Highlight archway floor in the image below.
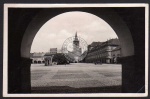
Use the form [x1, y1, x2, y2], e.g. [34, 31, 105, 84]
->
[31, 63, 122, 93]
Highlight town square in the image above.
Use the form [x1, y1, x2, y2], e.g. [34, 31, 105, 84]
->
[31, 63, 121, 93]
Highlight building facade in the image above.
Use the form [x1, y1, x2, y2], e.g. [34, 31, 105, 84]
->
[30, 52, 45, 64]
[44, 52, 55, 66]
[68, 32, 82, 62]
[111, 46, 121, 63]
[31, 48, 58, 64]
[85, 38, 121, 64]
[50, 48, 57, 54]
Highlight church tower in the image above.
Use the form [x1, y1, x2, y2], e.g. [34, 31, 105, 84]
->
[72, 32, 82, 62]
[73, 32, 79, 51]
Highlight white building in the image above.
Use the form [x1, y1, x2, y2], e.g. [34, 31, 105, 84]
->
[30, 52, 45, 64]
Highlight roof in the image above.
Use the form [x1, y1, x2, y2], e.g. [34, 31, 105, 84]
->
[88, 38, 120, 52]
[107, 38, 120, 45]
[44, 52, 55, 56]
[89, 42, 102, 47]
[30, 52, 45, 58]
[112, 46, 121, 51]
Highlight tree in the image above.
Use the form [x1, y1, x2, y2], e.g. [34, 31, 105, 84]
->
[52, 53, 69, 64]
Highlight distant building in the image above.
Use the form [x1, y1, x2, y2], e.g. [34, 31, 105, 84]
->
[30, 48, 61, 64]
[88, 42, 102, 51]
[44, 52, 55, 66]
[30, 52, 45, 64]
[111, 46, 121, 63]
[85, 38, 121, 64]
[50, 48, 57, 54]
[68, 32, 82, 62]
[44, 52, 68, 66]
[73, 33, 82, 54]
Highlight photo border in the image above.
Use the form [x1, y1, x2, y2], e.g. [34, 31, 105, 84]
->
[3, 3, 149, 97]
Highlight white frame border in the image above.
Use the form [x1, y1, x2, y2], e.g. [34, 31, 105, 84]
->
[3, 3, 149, 97]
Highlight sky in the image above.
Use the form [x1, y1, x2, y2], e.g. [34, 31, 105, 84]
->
[30, 11, 118, 53]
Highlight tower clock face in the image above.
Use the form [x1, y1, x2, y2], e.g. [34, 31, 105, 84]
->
[62, 35, 88, 62]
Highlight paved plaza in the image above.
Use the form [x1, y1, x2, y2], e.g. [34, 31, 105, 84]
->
[31, 63, 122, 93]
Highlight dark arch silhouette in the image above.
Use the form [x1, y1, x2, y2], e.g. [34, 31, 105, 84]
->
[21, 9, 134, 58]
[8, 8, 145, 93]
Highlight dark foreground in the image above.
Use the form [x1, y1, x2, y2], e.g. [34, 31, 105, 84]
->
[32, 86, 121, 93]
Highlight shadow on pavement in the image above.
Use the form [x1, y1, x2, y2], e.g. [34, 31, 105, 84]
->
[31, 85, 121, 93]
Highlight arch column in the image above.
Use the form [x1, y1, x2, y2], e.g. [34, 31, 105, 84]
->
[121, 55, 136, 92]
[20, 57, 32, 93]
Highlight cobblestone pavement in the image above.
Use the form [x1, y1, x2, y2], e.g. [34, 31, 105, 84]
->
[31, 63, 122, 93]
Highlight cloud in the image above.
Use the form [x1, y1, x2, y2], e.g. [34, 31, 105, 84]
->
[31, 11, 118, 53]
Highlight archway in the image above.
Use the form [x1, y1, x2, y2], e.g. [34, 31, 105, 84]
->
[38, 61, 41, 64]
[21, 9, 134, 58]
[21, 9, 133, 93]
[34, 61, 37, 64]
[8, 7, 145, 93]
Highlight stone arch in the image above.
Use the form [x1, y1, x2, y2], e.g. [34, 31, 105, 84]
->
[21, 9, 134, 58]
[8, 8, 145, 93]
[21, 9, 134, 93]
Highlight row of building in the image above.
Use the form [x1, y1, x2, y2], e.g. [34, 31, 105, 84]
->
[30, 38, 121, 64]
[30, 48, 58, 64]
[84, 38, 121, 63]
[30, 52, 45, 64]
[30, 33, 82, 64]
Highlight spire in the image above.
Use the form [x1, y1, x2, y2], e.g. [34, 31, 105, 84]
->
[75, 32, 77, 37]
[74, 31, 79, 41]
